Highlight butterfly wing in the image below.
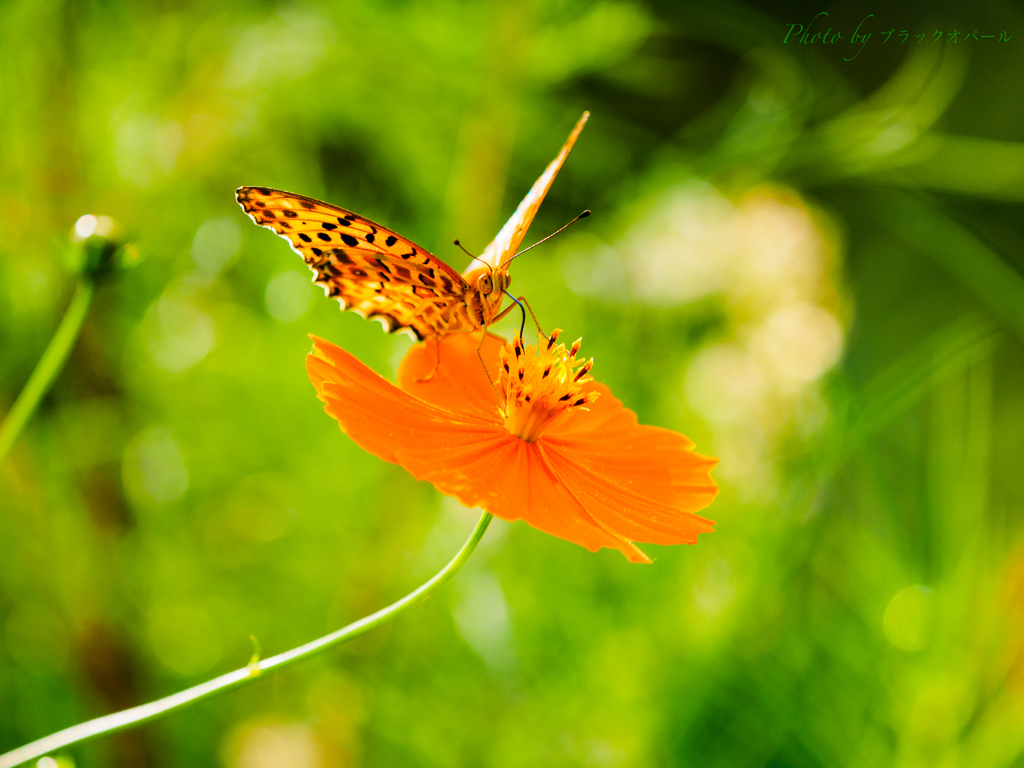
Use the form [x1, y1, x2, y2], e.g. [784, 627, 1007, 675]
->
[475, 112, 589, 274]
[236, 187, 471, 339]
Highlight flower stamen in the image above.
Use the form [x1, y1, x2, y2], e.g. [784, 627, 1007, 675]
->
[497, 329, 599, 442]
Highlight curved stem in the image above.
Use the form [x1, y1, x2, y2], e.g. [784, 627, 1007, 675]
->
[0, 279, 95, 469]
[0, 511, 493, 768]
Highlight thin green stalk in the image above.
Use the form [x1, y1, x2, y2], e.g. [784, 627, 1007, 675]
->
[0, 510, 492, 768]
[0, 279, 95, 469]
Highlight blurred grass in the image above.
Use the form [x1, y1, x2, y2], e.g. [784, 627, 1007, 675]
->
[3, 1, 1024, 767]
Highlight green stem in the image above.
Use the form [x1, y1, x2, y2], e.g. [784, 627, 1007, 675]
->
[0, 511, 492, 767]
[0, 279, 95, 469]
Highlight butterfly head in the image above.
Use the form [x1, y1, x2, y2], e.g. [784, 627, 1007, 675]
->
[464, 265, 511, 298]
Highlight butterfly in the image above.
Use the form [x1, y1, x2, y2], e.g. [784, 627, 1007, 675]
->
[236, 111, 588, 342]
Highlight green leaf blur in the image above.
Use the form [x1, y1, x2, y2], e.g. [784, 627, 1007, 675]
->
[3, 1, 1024, 766]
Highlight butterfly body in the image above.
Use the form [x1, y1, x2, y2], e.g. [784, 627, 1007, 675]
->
[461, 264, 510, 327]
[236, 111, 587, 341]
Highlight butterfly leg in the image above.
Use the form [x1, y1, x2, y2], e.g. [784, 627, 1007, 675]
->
[475, 329, 505, 406]
[415, 337, 442, 383]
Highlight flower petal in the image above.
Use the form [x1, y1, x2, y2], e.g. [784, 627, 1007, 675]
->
[397, 334, 507, 418]
[539, 384, 717, 546]
[307, 336, 502, 471]
[541, 442, 716, 546]
[427, 438, 651, 563]
[545, 383, 719, 516]
[309, 334, 715, 563]
[308, 337, 651, 561]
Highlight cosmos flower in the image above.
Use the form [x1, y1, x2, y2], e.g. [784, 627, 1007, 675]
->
[306, 331, 717, 562]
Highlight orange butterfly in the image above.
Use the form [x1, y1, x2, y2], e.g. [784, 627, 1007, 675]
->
[236, 112, 588, 342]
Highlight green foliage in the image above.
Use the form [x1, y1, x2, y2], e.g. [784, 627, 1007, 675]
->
[3, 1, 1024, 766]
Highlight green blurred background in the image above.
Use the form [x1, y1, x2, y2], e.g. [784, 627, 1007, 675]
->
[3, 0, 1024, 766]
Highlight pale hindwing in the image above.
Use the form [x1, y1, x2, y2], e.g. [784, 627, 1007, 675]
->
[475, 111, 589, 275]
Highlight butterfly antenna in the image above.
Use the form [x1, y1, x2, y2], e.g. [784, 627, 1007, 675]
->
[500, 210, 591, 269]
[453, 239, 492, 271]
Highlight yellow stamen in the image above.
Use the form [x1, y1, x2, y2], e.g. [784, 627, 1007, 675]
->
[497, 329, 599, 442]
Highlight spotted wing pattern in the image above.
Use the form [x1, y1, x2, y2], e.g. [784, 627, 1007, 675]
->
[475, 111, 589, 274]
[236, 187, 472, 340]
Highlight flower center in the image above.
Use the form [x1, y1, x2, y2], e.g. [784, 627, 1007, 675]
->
[497, 329, 599, 442]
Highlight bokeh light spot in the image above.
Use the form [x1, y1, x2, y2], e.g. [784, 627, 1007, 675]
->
[265, 270, 313, 323]
[450, 569, 513, 668]
[72, 214, 114, 241]
[691, 558, 737, 627]
[685, 343, 768, 426]
[625, 182, 735, 304]
[147, 601, 223, 675]
[752, 303, 844, 383]
[144, 290, 217, 373]
[560, 233, 628, 300]
[192, 217, 242, 279]
[222, 720, 325, 768]
[883, 585, 934, 652]
[122, 426, 189, 505]
[34, 757, 74, 768]
[113, 113, 183, 188]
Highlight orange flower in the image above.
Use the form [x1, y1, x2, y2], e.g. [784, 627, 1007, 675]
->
[306, 331, 717, 562]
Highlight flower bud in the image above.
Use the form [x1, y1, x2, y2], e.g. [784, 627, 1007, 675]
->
[67, 214, 138, 280]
